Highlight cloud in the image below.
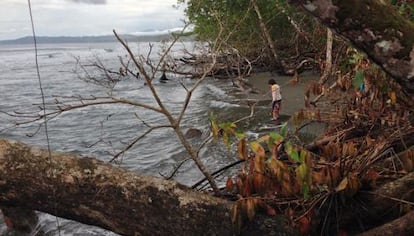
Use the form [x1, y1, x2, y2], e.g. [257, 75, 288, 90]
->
[66, 0, 107, 4]
[0, 0, 187, 40]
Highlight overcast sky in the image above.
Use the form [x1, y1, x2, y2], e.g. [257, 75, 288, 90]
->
[0, 0, 187, 40]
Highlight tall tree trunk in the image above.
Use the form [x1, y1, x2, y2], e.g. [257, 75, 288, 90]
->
[320, 28, 333, 84]
[288, 0, 414, 95]
[251, 0, 284, 69]
[0, 139, 234, 235]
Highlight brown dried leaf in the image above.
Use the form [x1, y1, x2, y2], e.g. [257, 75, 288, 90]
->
[298, 216, 311, 235]
[346, 174, 361, 197]
[348, 142, 357, 156]
[226, 177, 234, 192]
[335, 177, 348, 192]
[236, 176, 244, 193]
[401, 150, 414, 172]
[365, 136, 375, 147]
[363, 168, 379, 187]
[253, 173, 263, 193]
[237, 138, 248, 160]
[246, 198, 256, 221]
[231, 203, 242, 235]
[266, 205, 277, 216]
[342, 143, 349, 157]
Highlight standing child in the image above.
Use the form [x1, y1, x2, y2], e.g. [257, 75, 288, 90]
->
[268, 79, 282, 122]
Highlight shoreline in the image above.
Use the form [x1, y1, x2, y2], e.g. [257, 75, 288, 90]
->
[245, 72, 320, 116]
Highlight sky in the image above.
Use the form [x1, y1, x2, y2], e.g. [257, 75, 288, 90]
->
[0, 0, 187, 40]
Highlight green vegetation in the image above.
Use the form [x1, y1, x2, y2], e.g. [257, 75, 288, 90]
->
[179, 0, 325, 71]
[178, 0, 414, 234]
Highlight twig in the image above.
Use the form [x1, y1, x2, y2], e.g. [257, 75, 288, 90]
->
[191, 159, 245, 190]
[159, 158, 191, 180]
[360, 190, 414, 206]
[109, 125, 172, 163]
[233, 101, 257, 124]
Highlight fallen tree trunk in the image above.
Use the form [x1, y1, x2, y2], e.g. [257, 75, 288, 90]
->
[335, 172, 414, 233]
[1, 138, 411, 235]
[369, 171, 414, 215]
[0, 139, 234, 235]
[356, 210, 414, 236]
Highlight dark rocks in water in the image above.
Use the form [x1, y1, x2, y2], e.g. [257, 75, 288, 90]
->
[184, 128, 202, 139]
[159, 72, 169, 83]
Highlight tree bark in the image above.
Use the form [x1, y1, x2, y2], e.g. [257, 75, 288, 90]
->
[288, 0, 414, 94]
[368, 171, 414, 216]
[334, 172, 414, 234]
[320, 28, 333, 84]
[2, 138, 411, 235]
[0, 139, 234, 235]
[1, 207, 38, 234]
[356, 210, 414, 236]
[251, 0, 284, 69]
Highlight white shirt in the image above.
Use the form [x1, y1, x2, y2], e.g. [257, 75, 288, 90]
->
[271, 84, 282, 101]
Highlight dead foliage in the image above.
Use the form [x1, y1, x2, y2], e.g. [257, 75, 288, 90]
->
[214, 58, 414, 235]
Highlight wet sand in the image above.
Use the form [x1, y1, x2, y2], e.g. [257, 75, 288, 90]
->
[230, 72, 327, 140]
[244, 71, 320, 116]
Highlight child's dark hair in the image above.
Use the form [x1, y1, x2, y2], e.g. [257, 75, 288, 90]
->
[268, 79, 276, 85]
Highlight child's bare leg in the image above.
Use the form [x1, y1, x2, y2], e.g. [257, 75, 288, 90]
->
[272, 110, 279, 120]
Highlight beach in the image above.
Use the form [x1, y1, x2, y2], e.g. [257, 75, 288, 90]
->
[246, 71, 320, 116]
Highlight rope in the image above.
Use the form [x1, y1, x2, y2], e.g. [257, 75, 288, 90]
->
[27, 1, 61, 234]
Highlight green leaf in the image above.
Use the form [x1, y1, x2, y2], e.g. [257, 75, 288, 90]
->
[296, 163, 311, 199]
[269, 132, 284, 143]
[219, 122, 237, 138]
[269, 132, 284, 150]
[300, 149, 308, 163]
[353, 69, 364, 90]
[302, 182, 310, 199]
[235, 130, 245, 139]
[280, 122, 288, 137]
[290, 150, 300, 163]
[209, 114, 220, 142]
[284, 141, 293, 154]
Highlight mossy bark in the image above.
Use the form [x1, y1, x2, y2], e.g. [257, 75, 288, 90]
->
[0, 139, 234, 235]
[289, 0, 414, 94]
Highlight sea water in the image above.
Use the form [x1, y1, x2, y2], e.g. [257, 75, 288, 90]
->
[0, 41, 245, 235]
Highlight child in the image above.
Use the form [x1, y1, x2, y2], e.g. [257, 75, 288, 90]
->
[268, 79, 282, 121]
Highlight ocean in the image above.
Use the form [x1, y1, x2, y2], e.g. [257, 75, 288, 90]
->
[0, 41, 249, 235]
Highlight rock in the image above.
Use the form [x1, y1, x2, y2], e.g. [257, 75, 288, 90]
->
[185, 128, 202, 139]
[159, 72, 169, 83]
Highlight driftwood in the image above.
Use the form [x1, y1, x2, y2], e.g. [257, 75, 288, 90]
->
[0, 139, 233, 235]
[0, 139, 302, 235]
[1, 139, 413, 235]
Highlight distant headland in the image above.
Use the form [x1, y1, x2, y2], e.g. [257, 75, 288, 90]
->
[0, 33, 194, 45]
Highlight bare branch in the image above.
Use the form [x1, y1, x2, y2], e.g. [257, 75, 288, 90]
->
[109, 124, 172, 163]
[113, 29, 221, 194]
[159, 158, 192, 180]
